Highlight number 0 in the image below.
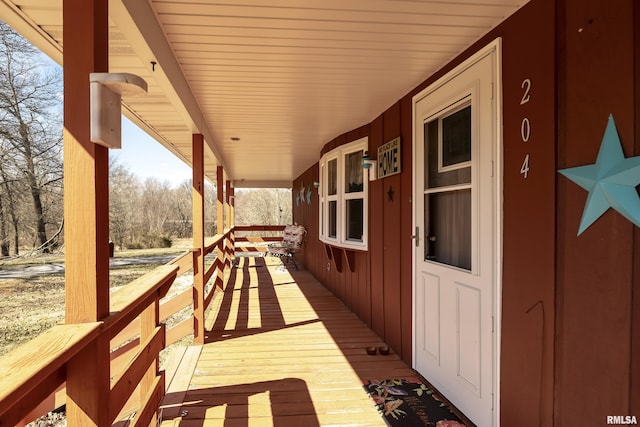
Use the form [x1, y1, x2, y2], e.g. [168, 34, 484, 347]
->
[521, 118, 531, 142]
[520, 154, 530, 178]
[521, 79, 531, 105]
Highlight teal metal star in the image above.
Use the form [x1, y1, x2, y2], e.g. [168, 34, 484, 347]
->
[558, 114, 640, 235]
[299, 182, 305, 205]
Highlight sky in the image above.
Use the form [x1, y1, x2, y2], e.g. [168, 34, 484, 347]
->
[38, 47, 193, 188]
[115, 117, 192, 187]
[1, 19, 193, 189]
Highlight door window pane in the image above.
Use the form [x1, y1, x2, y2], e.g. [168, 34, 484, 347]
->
[345, 151, 363, 193]
[346, 198, 363, 241]
[424, 189, 471, 270]
[424, 105, 472, 189]
[442, 105, 472, 167]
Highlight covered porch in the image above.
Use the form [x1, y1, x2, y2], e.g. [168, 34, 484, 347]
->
[159, 255, 417, 426]
[0, 1, 525, 424]
[1, 228, 432, 427]
[2, 0, 640, 426]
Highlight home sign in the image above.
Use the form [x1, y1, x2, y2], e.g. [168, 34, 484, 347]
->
[378, 136, 401, 179]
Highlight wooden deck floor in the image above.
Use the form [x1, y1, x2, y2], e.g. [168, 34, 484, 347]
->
[159, 256, 416, 426]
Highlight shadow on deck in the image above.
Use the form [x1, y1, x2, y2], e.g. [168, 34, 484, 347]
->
[159, 256, 416, 426]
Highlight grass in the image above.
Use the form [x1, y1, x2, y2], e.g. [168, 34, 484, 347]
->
[0, 238, 192, 269]
[0, 240, 207, 427]
[0, 274, 65, 356]
[0, 240, 194, 356]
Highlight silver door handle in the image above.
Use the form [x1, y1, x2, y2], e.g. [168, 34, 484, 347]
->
[411, 226, 419, 247]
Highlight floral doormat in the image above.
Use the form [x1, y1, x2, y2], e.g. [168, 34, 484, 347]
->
[363, 378, 468, 427]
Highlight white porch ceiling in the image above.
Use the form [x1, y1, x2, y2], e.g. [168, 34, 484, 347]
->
[0, 0, 528, 187]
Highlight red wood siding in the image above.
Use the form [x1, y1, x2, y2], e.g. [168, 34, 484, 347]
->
[633, 2, 640, 417]
[368, 116, 385, 339]
[292, 164, 320, 277]
[297, 119, 413, 354]
[494, 1, 557, 425]
[555, 0, 639, 424]
[381, 104, 402, 359]
[399, 96, 414, 366]
[293, 0, 640, 424]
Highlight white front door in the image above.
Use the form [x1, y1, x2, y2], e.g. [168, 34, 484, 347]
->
[413, 41, 501, 427]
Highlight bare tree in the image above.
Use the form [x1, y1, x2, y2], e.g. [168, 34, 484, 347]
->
[0, 21, 63, 253]
[204, 181, 218, 236]
[109, 157, 195, 249]
[0, 141, 27, 255]
[235, 188, 292, 226]
[167, 179, 192, 238]
[140, 177, 173, 241]
[109, 158, 139, 249]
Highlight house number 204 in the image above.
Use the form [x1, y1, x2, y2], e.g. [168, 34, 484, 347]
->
[520, 78, 531, 178]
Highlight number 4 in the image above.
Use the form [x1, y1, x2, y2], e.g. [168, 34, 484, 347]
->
[520, 154, 530, 178]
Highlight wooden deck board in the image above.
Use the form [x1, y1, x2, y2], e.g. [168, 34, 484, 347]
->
[161, 257, 415, 426]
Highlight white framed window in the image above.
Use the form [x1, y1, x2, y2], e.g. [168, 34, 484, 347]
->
[319, 137, 369, 250]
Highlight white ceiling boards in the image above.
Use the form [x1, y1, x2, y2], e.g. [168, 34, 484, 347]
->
[0, 0, 527, 186]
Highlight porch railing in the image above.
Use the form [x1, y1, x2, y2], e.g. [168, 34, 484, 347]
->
[0, 227, 240, 427]
[234, 225, 285, 253]
[0, 225, 289, 426]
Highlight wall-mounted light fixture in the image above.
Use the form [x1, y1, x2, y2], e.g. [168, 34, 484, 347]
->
[90, 72, 148, 149]
[362, 151, 377, 181]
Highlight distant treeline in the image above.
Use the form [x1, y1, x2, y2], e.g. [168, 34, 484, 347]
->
[0, 21, 291, 256]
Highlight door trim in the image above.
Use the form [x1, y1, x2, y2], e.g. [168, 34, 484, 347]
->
[411, 38, 503, 426]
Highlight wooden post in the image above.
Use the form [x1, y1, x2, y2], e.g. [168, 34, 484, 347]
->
[140, 301, 159, 425]
[62, 0, 111, 425]
[62, 0, 110, 327]
[228, 183, 235, 267]
[215, 167, 225, 289]
[230, 185, 235, 228]
[192, 134, 205, 345]
[217, 166, 224, 234]
[225, 180, 232, 230]
[225, 180, 233, 269]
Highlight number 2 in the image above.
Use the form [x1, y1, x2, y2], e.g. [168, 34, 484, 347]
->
[520, 79, 531, 105]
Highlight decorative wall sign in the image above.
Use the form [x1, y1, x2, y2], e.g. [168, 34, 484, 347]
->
[297, 182, 305, 207]
[558, 114, 640, 235]
[377, 136, 401, 178]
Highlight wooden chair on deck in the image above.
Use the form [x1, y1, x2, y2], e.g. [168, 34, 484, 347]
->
[266, 224, 306, 269]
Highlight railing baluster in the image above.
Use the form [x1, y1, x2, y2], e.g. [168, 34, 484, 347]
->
[140, 298, 160, 425]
